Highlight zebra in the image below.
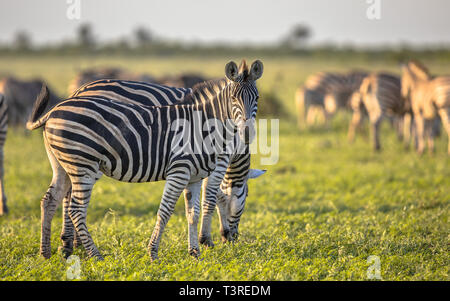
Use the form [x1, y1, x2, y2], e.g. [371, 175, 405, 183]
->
[295, 70, 367, 128]
[0, 77, 61, 216]
[27, 60, 264, 261]
[401, 60, 450, 154]
[347, 73, 408, 151]
[60, 77, 265, 253]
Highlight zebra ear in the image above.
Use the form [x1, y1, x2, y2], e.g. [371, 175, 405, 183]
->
[248, 169, 266, 179]
[225, 61, 239, 82]
[249, 60, 264, 81]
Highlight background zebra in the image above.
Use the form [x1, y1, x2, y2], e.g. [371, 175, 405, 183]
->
[295, 70, 367, 128]
[0, 77, 61, 216]
[348, 73, 406, 151]
[27, 60, 263, 261]
[401, 60, 450, 154]
[68, 77, 264, 250]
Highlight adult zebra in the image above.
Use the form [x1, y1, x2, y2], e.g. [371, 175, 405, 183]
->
[295, 70, 367, 128]
[401, 60, 450, 154]
[60, 76, 264, 254]
[27, 60, 264, 261]
[0, 78, 61, 216]
[348, 73, 408, 150]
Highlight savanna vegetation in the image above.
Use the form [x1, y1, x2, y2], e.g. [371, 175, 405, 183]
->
[0, 55, 448, 280]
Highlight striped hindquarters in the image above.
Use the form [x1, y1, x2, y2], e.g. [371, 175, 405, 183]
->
[430, 76, 450, 109]
[360, 73, 403, 116]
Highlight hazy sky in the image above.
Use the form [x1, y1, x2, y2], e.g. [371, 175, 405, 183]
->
[1, 0, 449, 46]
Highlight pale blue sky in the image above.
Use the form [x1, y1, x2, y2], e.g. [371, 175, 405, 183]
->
[0, 0, 449, 47]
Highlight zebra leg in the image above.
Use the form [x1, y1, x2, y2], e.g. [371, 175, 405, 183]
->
[0, 147, 7, 216]
[395, 116, 404, 142]
[414, 113, 426, 155]
[348, 110, 362, 143]
[424, 119, 435, 154]
[216, 190, 231, 243]
[59, 189, 74, 258]
[40, 144, 72, 259]
[370, 116, 382, 151]
[148, 173, 190, 261]
[68, 177, 103, 260]
[184, 181, 202, 258]
[199, 156, 229, 248]
[403, 113, 412, 150]
[437, 108, 450, 155]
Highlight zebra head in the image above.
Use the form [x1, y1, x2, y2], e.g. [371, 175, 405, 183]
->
[225, 60, 263, 144]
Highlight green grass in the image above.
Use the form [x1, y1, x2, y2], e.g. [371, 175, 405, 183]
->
[0, 56, 449, 280]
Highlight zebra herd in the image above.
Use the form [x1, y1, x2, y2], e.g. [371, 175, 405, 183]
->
[296, 60, 450, 155]
[0, 58, 448, 261]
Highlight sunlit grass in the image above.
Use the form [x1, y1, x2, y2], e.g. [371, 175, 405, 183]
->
[0, 56, 448, 280]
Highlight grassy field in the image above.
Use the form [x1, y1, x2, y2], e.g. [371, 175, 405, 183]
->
[0, 56, 448, 280]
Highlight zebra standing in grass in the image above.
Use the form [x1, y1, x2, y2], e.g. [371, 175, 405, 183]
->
[295, 71, 367, 128]
[348, 73, 407, 151]
[0, 78, 61, 216]
[58, 77, 265, 254]
[27, 60, 264, 261]
[401, 60, 450, 154]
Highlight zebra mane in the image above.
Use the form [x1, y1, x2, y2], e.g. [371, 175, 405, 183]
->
[408, 60, 431, 80]
[185, 78, 229, 103]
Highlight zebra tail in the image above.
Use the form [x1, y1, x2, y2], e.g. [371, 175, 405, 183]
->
[26, 84, 51, 130]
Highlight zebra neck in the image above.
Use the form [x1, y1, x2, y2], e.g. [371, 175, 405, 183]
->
[191, 83, 234, 123]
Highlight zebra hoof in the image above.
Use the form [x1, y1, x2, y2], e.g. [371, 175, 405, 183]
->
[199, 236, 214, 248]
[40, 249, 51, 259]
[58, 246, 73, 259]
[0, 203, 8, 216]
[188, 248, 200, 259]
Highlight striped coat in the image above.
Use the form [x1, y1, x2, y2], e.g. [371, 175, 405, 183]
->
[348, 73, 406, 150]
[296, 71, 367, 128]
[28, 60, 264, 261]
[401, 60, 450, 154]
[68, 78, 262, 247]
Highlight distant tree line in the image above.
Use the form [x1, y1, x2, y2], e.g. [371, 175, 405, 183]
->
[3, 23, 450, 62]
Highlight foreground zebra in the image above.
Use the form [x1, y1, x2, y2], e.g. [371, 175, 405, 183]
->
[0, 78, 60, 215]
[348, 73, 408, 150]
[401, 60, 450, 154]
[295, 71, 367, 128]
[60, 77, 264, 254]
[27, 60, 264, 260]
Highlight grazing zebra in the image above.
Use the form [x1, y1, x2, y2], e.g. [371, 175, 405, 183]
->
[27, 60, 264, 261]
[401, 60, 450, 154]
[0, 77, 61, 127]
[295, 70, 367, 128]
[60, 77, 264, 253]
[348, 73, 407, 150]
[0, 78, 60, 216]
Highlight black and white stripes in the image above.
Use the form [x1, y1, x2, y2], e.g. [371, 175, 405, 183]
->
[28, 60, 264, 260]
